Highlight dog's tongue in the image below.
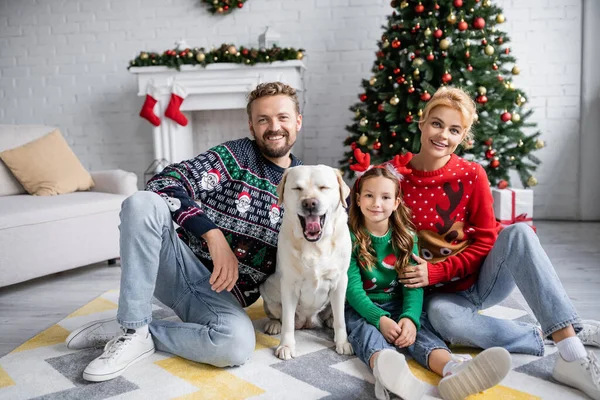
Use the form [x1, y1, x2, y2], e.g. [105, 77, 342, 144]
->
[304, 215, 321, 233]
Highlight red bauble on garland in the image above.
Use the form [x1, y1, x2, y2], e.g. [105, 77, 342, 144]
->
[473, 17, 486, 30]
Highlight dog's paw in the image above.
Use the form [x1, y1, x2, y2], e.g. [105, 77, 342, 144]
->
[264, 319, 282, 335]
[275, 345, 296, 360]
[335, 341, 354, 356]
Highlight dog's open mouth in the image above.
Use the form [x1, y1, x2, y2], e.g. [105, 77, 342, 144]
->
[298, 214, 326, 242]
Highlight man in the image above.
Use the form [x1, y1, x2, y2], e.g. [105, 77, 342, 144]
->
[65, 82, 303, 382]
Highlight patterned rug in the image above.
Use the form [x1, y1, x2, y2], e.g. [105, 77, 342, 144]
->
[0, 290, 591, 399]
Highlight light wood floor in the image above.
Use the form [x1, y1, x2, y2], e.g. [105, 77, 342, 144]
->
[1, 221, 599, 357]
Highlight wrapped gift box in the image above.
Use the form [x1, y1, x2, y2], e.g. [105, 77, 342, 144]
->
[491, 188, 536, 232]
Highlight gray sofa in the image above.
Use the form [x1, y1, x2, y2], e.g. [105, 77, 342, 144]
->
[0, 125, 138, 287]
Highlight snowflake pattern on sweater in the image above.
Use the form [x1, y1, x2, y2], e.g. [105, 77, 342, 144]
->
[401, 154, 498, 293]
[146, 138, 301, 307]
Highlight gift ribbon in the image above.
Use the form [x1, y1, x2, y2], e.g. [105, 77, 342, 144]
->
[498, 189, 533, 224]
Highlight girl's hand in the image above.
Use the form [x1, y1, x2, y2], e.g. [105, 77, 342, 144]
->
[379, 316, 402, 343]
[399, 254, 429, 288]
[394, 318, 417, 348]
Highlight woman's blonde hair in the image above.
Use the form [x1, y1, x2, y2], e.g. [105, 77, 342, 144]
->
[419, 86, 477, 144]
[348, 167, 415, 274]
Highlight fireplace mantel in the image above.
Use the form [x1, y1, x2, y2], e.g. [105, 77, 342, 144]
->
[130, 60, 306, 164]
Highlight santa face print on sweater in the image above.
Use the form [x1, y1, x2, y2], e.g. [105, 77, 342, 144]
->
[235, 192, 252, 214]
[268, 204, 281, 226]
[200, 169, 221, 191]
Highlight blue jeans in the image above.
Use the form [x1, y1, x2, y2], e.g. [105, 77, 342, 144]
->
[426, 223, 581, 357]
[345, 302, 449, 370]
[116, 191, 255, 367]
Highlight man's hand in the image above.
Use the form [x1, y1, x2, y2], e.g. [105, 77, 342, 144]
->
[203, 229, 239, 292]
[394, 318, 417, 348]
[379, 316, 402, 344]
[398, 254, 429, 288]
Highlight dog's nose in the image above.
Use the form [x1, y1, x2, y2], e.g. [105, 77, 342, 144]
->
[302, 198, 319, 212]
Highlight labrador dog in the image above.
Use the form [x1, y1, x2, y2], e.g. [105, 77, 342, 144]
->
[260, 165, 354, 360]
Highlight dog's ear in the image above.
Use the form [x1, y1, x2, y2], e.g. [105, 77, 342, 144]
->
[335, 169, 351, 208]
[277, 169, 289, 206]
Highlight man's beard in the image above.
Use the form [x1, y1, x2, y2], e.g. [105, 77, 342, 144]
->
[256, 129, 295, 158]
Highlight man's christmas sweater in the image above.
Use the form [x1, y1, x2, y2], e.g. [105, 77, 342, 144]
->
[346, 230, 423, 330]
[401, 154, 498, 293]
[146, 138, 301, 307]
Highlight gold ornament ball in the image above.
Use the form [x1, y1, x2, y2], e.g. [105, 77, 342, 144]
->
[516, 95, 526, 106]
[465, 39, 471, 47]
[478, 86, 487, 95]
[186, 51, 194, 58]
[508, 82, 516, 90]
[390, 96, 400, 106]
[447, 13, 457, 24]
[228, 45, 238, 55]
[485, 45, 495, 56]
[424, 28, 432, 36]
[518, 140, 524, 147]
[413, 69, 420, 77]
[217, 7, 224, 13]
[412, 57, 424, 67]
[483, 0, 491, 6]
[383, 40, 390, 48]
[404, 137, 409, 142]
[496, 14, 505, 23]
[140, 52, 149, 60]
[196, 53, 206, 62]
[370, 77, 377, 85]
[535, 139, 545, 149]
[511, 113, 521, 122]
[213, 0, 218, 3]
[400, 1, 409, 9]
[510, 156, 515, 161]
[355, 109, 361, 118]
[439, 38, 451, 50]
[359, 117, 368, 127]
[296, 51, 304, 60]
[358, 134, 368, 145]
[512, 66, 520, 75]
[418, 109, 423, 117]
[527, 176, 538, 187]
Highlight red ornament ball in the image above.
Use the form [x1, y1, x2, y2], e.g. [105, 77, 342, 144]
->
[405, 115, 413, 123]
[391, 131, 397, 137]
[492, 63, 498, 70]
[391, 39, 401, 48]
[360, 93, 368, 102]
[458, 20, 468, 31]
[497, 75, 504, 81]
[373, 141, 382, 150]
[408, 86, 415, 93]
[433, 29, 443, 39]
[497, 37, 504, 44]
[378, 103, 385, 112]
[505, 47, 510, 55]
[377, 51, 385, 58]
[481, 38, 488, 45]
[473, 17, 486, 30]
[442, 72, 452, 83]
[498, 180, 509, 189]
[393, 68, 401, 74]
[476, 95, 488, 104]
[421, 91, 431, 101]
[501, 111, 512, 122]
[415, 3, 425, 13]
[454, 0, 463, 7]
[485, 149, 496, 159]
[434, 3, 440, 9]
[378, 64, 385, 70]
[490, 159, 500, 168]
[426, 53, 435, 61]
[484, 138, 493, 146]
[396, 76, 405, 84]
[467, 64, 473, 72]
[465, 51, 470, 58]
[242, 48, 249, 55]
[375, 122, 381, 129]
[223, 5, 229, 10]
[237, 2, 243, 7]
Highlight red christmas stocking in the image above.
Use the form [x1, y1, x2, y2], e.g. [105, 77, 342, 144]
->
[139, 82, 161, 126]
[165, 82, 188, 126]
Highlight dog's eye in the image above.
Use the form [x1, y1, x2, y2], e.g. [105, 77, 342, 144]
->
[319, 186, 330, 190]
[292, 187, 302, 191]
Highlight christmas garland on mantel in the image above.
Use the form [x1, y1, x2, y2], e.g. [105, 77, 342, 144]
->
[203, 0, 248, 14]
[128, 44, 305, 70]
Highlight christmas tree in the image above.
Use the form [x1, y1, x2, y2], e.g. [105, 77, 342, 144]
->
[340, 0, 544, 188]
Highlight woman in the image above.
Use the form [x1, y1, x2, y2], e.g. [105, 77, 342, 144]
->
[398, 86, 600, 400]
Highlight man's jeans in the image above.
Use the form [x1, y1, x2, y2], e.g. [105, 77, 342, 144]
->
[345, 302, 449, 370]
[116, 191, 255, 367]
[426, 223, 581, 357]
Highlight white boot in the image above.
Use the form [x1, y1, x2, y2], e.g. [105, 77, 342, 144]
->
[66, 318, 122, 350]
[83, 327, 155, 382]
[438, 347, 511, 400]
[553, 351, 600, 400]
[373, 349, 426, 400]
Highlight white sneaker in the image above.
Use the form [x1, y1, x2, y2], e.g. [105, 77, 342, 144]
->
[438, 347, 512, 400]
[82, 328, 155, 382]
[66, 318, 122, 350]
[552, 351, 600, 400]
[579, 320, 600, 348]
[373, 349, 426, 400]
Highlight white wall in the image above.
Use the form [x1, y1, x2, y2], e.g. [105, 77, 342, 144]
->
[0, 0, 585, 219]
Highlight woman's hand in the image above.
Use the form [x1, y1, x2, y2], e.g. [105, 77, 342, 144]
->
[379, 316, 402, 343]
[398, 254, 429, 288]
[394, 318, 417, 348]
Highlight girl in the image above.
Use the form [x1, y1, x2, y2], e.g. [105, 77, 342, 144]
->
[398, 86, 600, 400]
[345, 157, 511, 400]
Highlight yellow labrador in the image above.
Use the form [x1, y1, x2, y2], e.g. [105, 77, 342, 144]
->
[260, 165, 354, 360]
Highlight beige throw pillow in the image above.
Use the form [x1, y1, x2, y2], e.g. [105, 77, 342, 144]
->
[0, 129, 94, 196]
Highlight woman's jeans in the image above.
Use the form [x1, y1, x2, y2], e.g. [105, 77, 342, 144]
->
[426, 223, 581, 357]
[116, 191, 255, 367]
[345, 302, 448, 370]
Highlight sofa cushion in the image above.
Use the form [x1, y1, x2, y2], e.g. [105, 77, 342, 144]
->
[0, 125, 58, 196]
[0, 192, 125, 230]
[0, 129, 94, 196]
